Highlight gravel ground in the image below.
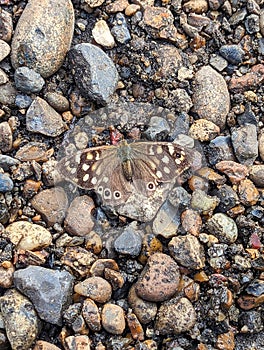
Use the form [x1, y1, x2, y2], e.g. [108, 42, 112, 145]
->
[0, 0, 264, 350]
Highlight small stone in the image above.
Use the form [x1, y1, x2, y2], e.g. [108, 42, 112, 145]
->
[128, 284, 157, 324]
[238, 179, 259, 206]
[101, 303, 126, 335]
[246, 279, 264, 297]
[0, 82, 17, 106]
[183, 0, 208, 13]
[45, 92, 70, 112]
[135, 253, 180, 302]
[208, 136, 235, 165]
[155, 297, 197, 334]
[0, 262, 15, 288]
[239, 310, 263, 333]
[85, 0, 105, 7]
[249, 165, 264, 187]
[14, 265, 74, 325]
[181, 209, 202, 236]
[64, 335, 91, 350]
[85, 231, 103, 255]
[74, 276, 112, 303]
[219, 44, 245, 65]
[258, 130, 264, 161]
[104, 268, 125, 290]
[215, 161, 249, 184]
[209, 54, 228, 72]
[212, 184, 239, 212]
[125, 4, 140, 16]
[245, 14, 260, 34]
[0, 9, 13, 42]
[216, 330, 235, 350]
[190, 189, 220, 215]
[33, 341, 61, 350]
[114, 222, 142, 257]
[192, 65, 230, 129]
[92, 20, 115, 49]
[14, 67, 45, 93]
[106, 0, 129, 13]
[111, 13, 131, 44]
[61, 247, 96, 277]
[0, 68, 8, 85]
[82, 298, 101, 332]
[0, 289, 40, 350]
[26, 97, 67, 137]
[189, 119, 220, 141]
[237, 294, 264, 310]
[231, 124, 258, 165]
[127, 312, 144, 340]
[90, 259, 119, 277]
[15, 142, 49, 162]
[138, 233, 163, 265]
[0, 155, 19, 170]
[31, 187, 68, 226]
[22, 179, 42, 199]
[0, 40, 10, 61]
[0, 121, 12, 152]
[0, 173, 13, 193]
[229, 64, 264, 92]
[206, 213, 238, 244]
[15, 94, 32, 108]
[64, 196, 95, 236]
[4, 221, 52, 251]
[169, 234, 205, 269]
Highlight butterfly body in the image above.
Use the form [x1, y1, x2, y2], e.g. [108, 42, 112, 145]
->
[58, 140, 190, 208]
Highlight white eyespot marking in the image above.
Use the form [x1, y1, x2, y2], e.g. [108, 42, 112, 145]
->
[97, 186, 103, 194]
[148, 146, 155, 155]
[156, 146, 163, 154]
[75, 154, 81, 163]
[156, 170, 163, 178]
[91, 177, 97, 185]
[102, 176, 109, 183]
[161, 155, 170, 164]
[70, 167, 77, 174]
[82, 163, 90, 171]
[64, 160, 70, 167]
[168, 144, 175, 155]
[164, 166, 170, 174]
[175, 158, 182, 165]
[94, 151, 101, 160]
[114, 191, 121, 199]
[104, 188, 112, 199]
[82, 173, 89, 182]
[147, 182, 156, 191]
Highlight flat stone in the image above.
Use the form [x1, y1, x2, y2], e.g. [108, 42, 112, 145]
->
[92, 20, 115, 49]
[82, 298, 101, 332]
[101, 303, 126, 335]
[135, 253, 180, 302]
[11, 0, 74, 78]
[31, 187, 68, 226]
[114, 222, 142, 256]
[229, 64, 264, 92]
[45, 92, 70, 112]
[215, 160, 249, 184]
[219, 44, 245, 65]
[0, 289, 40, 349]
[216, 330, 235, 350]
[0, 40, 10, 61]
[26, 97, 67, 137]
[0, 121, 12, 152]
[4, 221, 52, 251]
[111, 13, 131, 44]
[13, 265, 74, 325]
[74, 276, 112, 303]
[33, 341, 61, 350]
[206, 213, 238, 244]
[0, 9, 13, 42]
[14, 67, 45, 93]
[61, 247, 96, 277]
[0, 173, 13, 193]
[15, 142, 48, 162]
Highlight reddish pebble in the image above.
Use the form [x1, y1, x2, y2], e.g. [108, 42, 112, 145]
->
[101, 304, 126, 335]
[126, 312, 144, 341]
[249, 233, 262, 249]
[74, 276, 112, 303]
[238, 179, 259, 206]
[229, 64, 264, 92]
[216, 330, 235, 350]
[215, 161, 248, 184]
[181, 209, 202, 236]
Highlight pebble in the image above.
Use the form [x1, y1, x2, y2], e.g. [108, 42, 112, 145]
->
[0, 173, 13, 193]
[85, 0, 105, 7]
[216, 330, 235, 350]
[26, 97, 67, 137]
[64, 335, 91, 350]
[245, 14, 260, 34]
[15, 94, 32, 108]
[111, 13, 131, 44]
[189, 119, 220, 141]
[208, 136, 235, 165]
[144, 116, 170, 140]
[128, 284, 157, 324]
[231, 124, 258, 165]
[14, 265, 74, 325]
[215, 160, 249, 184]
[45, 92, 70, 112]
[249, 165, 264, 187]
[14, 67, 45, 93]
[229, 64, 264, 92]
[181, 209, 202, 236]
[135, 253, 180, 302]
[212, 184, 239, 212]
[92, 20, 115, 49]
[183, 0, 208, 13]
[258, 130, 264, 161]
[101, 303, 126, 335]
[127, 312, 144, 340]
[82, 298, 101, 332]
[190, 189, 220, 215]
[4, 221, 52, 251]
[0, 9, 13, 42]
[0, 262, 15, 288]
[246, 279, 264, 297]
[15, 142, 49, 162]
[64, 195, 95, 236]
[90, 258, 119, 277]
[114, 222, 142, 256]
[106, 0, 129, 13]
[219, 44, 245, 65]
[169, 234, 205, 269]
[153, 44, 182, 81]
[125, 4, 141, 16]
[0, 68, 8, 84]
[74, 276, 112, 303]
[11, 0, 74, 78]
[192, 65, 230, 129]
[206, 213, 238, 244]
[0, 82, 17, 106]
[238, 294, 264, 311]
[138, 233, 163, 265]
[0, 40, 10, 62]
[61, 247, 96, 277]
[155, 297, 197, 334]
[31, 187, 69, 226]
[238, 179, 259, 206]
[0, 289, 40, 350]
[0, 121, 12, 153]
[209, 54, 228, 72]
[33, 341, 61, 350]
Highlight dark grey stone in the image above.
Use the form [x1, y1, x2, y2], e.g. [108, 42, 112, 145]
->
[111, 13, 131, 44]
[219, 44, 245, 65]
[14, 67, 45, 93]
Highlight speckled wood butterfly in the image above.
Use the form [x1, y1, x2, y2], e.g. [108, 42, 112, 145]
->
[58, 140, 190, 206]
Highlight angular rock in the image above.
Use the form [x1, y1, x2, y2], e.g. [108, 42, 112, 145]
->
[0, 173, 13, 193]
[231, 124, 258, 165]
[14, 67, 45, 93]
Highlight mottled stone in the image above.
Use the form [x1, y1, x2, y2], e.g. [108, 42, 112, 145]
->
[0, 121, 12, 153]
[190, 189, 220, 215]
[64, 335, 91, 350]
[0, 40, 10, 62]
[74, 276, 112, 303]
[127, 312, 144, 341]
[0, 68, 8, 84]
[14, 266, 74, 325]
[206, 213, 238, 244]
[0, 173, 13, 193]
[26, 97, 67, 137]
[192, 65, 230, 129]
[189, 119, 220, 141]
[101, 303, 126, 335]
[114, 222, 142, 256]
[219, 44, 245, 65]
[15, 142, 48, 162]
[249, 165, 264, 187]
[208, 136, 235, 165]
[106, 0, 129, 13]
[0, 289, 40, 350]
[229, 64, 264, 92]
[181, 209, 202, 236]
[238, 179, 259, 206]
[61, 247, 96, 277]
[4, 221, 52, 250]
[33, 341, 61, 350]
[216, 330, 235, 350]
[0, 82, 17, 106]
[231, 124, 258, 165]
[215, 161, 249, 184]
[11, 0, 74, 78]
[14, 67, 45, 93]
[169, 234, 205, 269]
[135, 253, 180, 302]
[31, 187, 68, 226]
[92, 20, 115, 49]
[111, 13, 131, 44]
[0, 262, 14, 288]
[0, 9, 13, 42]
[82, 298, 101, 332]
[45, 92, 70, 112]
[64, 195, 95, 236]
[183, 0, 208, 13]
[155, 297, 197, 334]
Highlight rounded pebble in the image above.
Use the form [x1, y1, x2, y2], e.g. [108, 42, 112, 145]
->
[74, 276, 112, 303]
[114, 223, 142, 256]
[14, 67, 45, 93]
[0, 40, 10, 61]
[0, 121, 13, 153]
[189, 119, 220, 141]
[45, 92, 70, 112]
[231, 124, 258, 165]
[92, 20, 115, 49]
[101, 303, 126, 335]
[0, 173, 13, 193]
[249, 165, 264, 187]
[206, 213, 238, 244]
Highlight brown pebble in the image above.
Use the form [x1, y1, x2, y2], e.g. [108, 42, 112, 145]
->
[215, 161, 249, 184]
[61, 247, 96, 277]
[237, 294, 264, 310]
[0, 9, 13, 42]
[229, 64, 264, 92]
[181, 209, 202, 236]
[82, 298, 101, 332]
[90, 258, 119, 277]
[189, 119, 220, 141]
[101, 303, 126, 335]
[135, 253, 180, 302]
[216, 330, 235, 350]
[197, 167, 226, 185]
[104, 267, 124, 290]
[15, 142, 49, 162]
[0, 262, 15, 288]
[33, 340, 61, 350]
[23, 179, 41, 199]
[194, 271, 209, 283]
[85, 231, 103, 255]
[249, 165, 264, 187]
[238, 179, 259, 206]
[106, 0, 129, 13]
[138, 233, 163, 265]
[45, 92, 70, 112]
[183, 0, 208, 13]
[188, 175, 208, 191]
[127, 312, 144, 341]
[74, 276, 112, 303]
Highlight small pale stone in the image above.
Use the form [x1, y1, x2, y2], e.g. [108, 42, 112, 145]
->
[92, 20, 115, 49]
[4, 221, 52, 250]
[74, 276, 112, 303]
[0, 262, 15, 288]
[64, 335, 91, 350]
[206, 213, 238, 244]
[33, 341, 61, 350]
[189, 119, 220, 141]
[0, 68, 8, 85]
[85, 0, 105, 7]
[0, 121, 12, 152]
[0, 40, 10, 62]
[249, 165, 264, 187]
[101, 303, 126, 335]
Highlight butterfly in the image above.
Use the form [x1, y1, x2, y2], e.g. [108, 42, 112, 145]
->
[57, 140, 190, 207]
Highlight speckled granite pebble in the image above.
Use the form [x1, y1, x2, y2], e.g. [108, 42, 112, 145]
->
[14, 67, 45, 93]
[206, 213, 238, 244]
[101, 303, 126, 335]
